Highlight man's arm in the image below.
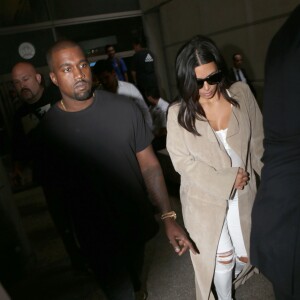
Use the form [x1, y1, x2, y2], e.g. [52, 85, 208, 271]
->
[124, 72, 129, 82]
[119, 58, 129, 82]
[136, 144, 197, 256]
[131, 70, 137, 85]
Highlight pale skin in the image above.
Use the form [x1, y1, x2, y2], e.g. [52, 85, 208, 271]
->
[11, 62, 45, 185]
[48, 41, 197, 256]
[11, 62, 44, 105]
[195, 61, 249, 264]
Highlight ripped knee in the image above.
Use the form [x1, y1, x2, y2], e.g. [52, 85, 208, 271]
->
[215, 250, 234, 273]
[237, 256, 248, 264]
[216, 250, 234, 264]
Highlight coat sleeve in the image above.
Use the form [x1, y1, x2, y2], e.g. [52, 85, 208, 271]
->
[243, 85, 264, 175]
[166, 105, 238, 200]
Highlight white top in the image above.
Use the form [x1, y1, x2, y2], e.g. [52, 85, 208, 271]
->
[215, 128, 242, 200]
[215, 128, 242, 168]
[149, 98, 169, 135]
[117, 80, 153, 129]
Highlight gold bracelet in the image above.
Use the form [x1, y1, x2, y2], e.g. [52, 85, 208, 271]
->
[161, 211, 177, 220]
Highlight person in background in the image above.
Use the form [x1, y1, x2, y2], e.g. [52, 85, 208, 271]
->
[131, 38, 158, 99]
[229, 53, 256, 96]
[93, 59, 153, 130]
[43, 40, 196, 300]
[10, 62, 85, 271]
[105, 44, 128, 82]
[251, 5, 300, 300]
[10, 62, 61, 187]
[167, 35, 264, 300]
[145, 86, 169, 151]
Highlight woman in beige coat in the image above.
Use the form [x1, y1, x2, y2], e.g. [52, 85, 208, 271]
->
[167, 35, 264, 300]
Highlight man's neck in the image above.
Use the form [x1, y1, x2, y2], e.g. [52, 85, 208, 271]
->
[25, 87, 44, 105]
[108, 80, 118, 94]
[36, 86, 45, 101]
[60, 96, 94, 112]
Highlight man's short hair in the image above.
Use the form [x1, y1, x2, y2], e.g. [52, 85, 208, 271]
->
[132, 37, 146, 48]
[93, 59, 114, 76]
[46, 40, 83, 71]
[232, 53, 242, 61]
[104, 44, 114, 53]
[145, 85, 160, 99]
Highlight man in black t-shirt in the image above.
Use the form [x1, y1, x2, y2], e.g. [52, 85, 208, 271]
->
[44, 40, 197, 300]
[131, 39, 158, 100]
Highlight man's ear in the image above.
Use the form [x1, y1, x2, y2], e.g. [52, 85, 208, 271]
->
[49, 72, 58, 86]
[36, 73, 42, 84]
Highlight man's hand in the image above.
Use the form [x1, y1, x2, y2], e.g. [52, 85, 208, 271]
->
[136, 145, 198, 256]
[163, 218, 198, 256]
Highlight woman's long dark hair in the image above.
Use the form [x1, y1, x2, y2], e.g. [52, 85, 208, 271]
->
[175, 35, 238, 135]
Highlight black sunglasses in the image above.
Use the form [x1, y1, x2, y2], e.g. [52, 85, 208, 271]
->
[196, 70, 223, 89]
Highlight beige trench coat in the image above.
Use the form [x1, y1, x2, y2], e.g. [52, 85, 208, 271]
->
[166, 82, 264, 300]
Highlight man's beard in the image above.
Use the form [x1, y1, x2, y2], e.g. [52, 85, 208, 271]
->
[73, 79, 93, 101]
[73, 89, 93, 101]
[20, 88, 39, 104]
[21, 88, 34, 101]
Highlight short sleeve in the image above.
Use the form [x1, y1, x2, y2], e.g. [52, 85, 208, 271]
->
[120, 58, 128, 73]
[130, 101, 153, 152]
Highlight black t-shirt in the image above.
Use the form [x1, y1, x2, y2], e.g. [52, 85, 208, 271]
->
[131, 49, 158, 91]
[11, 85, 61, 174]
[42, 90, 158, 257]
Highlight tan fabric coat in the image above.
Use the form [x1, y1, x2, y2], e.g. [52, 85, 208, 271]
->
[166, 82, 264, 300]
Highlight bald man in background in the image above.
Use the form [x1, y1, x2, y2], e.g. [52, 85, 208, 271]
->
[10, 62, 85, 271]
[11, 62, 60, 186]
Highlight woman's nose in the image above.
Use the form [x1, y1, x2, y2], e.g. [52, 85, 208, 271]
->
[202, 81, 210, 90]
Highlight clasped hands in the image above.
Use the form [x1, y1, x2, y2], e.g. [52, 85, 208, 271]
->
[162, 168, 249, 256]
[234, 167, 249, 190]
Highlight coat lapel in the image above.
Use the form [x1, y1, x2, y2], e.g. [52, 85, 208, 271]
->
[227, 106, 240, 138]
[195, 117, 228, 154]
[227, 105, 242, 159]
[195, 117, 219, 143]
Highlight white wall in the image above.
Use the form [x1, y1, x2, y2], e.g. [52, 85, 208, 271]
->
[139, 0, 299, 105]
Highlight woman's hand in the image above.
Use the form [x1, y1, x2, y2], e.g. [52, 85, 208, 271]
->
[234, 168, 249, 190]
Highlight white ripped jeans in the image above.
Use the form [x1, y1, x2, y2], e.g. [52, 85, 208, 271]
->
[213, 196, 247, 300]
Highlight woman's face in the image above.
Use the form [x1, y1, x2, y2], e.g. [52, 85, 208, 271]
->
[194, 61, 219, 100]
